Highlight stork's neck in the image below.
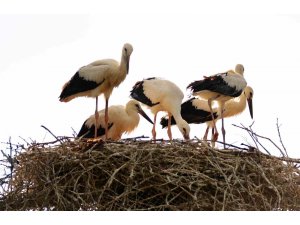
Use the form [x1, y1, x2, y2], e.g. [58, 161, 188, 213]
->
[119, 54, 129, 76]
[222, 92, 247, 118]
[172, 111, 185, 125]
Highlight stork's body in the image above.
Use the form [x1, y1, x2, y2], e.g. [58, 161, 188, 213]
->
[59, 43, 133, 139]
[162, 86, 252, 143]
[77, 100, 153, 140]
[161, 86, 253, 146]
[130, 77, 190, 141]
[187, 64, 247, 148]
[203, 86, 253, 142]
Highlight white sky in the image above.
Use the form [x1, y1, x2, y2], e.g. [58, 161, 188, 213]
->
[1, 1, 300, 159]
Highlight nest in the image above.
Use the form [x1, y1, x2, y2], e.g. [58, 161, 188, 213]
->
[1, 137, 300, 211]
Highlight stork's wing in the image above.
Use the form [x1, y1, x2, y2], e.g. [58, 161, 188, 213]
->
[59, 70, 105, 101]
[77, 121, 114, 138]
[160, 97, 216, 128]
[79, 59, 117, 82]
[130, 80, 159, 107]
[187, 73, 243, 97]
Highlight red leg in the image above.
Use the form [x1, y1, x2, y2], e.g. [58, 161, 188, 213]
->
[203, 125, 210, 141]
[94, 97, 99, 138]
[220, 103, 226, 149]
[152, 113, 157, 142]
[104, 98, 109, 140]
[167, 112, 172, 140]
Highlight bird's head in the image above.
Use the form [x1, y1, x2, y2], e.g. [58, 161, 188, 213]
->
[244, 86, 254, 119]
[127, 100, 153, 124]
[122, 43, 133, 73]
[177, 119, 190, 140]
[235, 64, 245, 76]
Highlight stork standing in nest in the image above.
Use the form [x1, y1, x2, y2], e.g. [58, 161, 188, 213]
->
[130, 77, 190, 141]
[187, 64, 247, 148]
[161, 86, 253, 147]
[77, 100, 153, 140]
[59, 43, 133, 140]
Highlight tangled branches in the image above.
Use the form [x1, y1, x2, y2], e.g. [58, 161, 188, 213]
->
[0, 134, 300, 210]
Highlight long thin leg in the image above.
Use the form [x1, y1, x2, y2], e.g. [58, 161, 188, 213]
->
[203, 125, 210, 141]
[104, 98, 109, 140]
[220, 103, 226, 149]
[167, 112, 172, 140]
[152, 113, 157, 141]
[94, 96, 99, 138]
[208, 98, 219, 143]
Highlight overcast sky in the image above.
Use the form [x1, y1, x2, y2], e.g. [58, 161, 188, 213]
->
[1, 1, 300, 160]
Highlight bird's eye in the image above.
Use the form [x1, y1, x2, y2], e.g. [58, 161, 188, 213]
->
[125, 48, 128, 52]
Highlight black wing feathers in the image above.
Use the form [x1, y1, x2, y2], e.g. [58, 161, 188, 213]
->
[77, 121, 113, 138]
[187, 73, 242, 97]
[59, 71, 105, 100]
[130, 80, 159, 107]
[160, 98, 217, 128]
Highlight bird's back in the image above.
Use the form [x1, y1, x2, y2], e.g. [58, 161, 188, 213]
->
[144, 78, 184, 103]
[131, 77, 184, 115]
[187, 73, 246, 98]
[160, 97, 216, 128]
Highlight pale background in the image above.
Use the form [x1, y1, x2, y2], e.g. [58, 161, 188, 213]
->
[0, 1, 300, 157]
[0, 0, 300, 222]
[1, 6, 299, 157]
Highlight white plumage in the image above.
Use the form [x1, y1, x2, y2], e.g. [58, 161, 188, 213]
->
[187, 64, 247, 148]
[59, 43, 133, 139]
[77, 100, 153, 140]
[160, 86, 253, 147]
[130, 77, 190, 141]
[203, 86, 254, 145]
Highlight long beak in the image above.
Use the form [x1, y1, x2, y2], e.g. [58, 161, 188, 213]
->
[247, 97, 253, 119]
[126, 57, 130, 74]
[184, 134, 190, 140]
[137, 107, 153, 124]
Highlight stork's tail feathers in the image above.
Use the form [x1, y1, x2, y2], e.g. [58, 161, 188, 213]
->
[160, 116, 177, 128]
[77, 122, 113, 138]
[160, 98, 218, 129]
[187, 80, 204, 93]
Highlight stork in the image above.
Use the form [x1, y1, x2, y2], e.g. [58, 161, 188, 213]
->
[130, 77, 190, 141]
[77, 100, 153, 140]
[187, 64, 247, 148]
[59, 43, 133, 140]
[161, 86, 253, 147]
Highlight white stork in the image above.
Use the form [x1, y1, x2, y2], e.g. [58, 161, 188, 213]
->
[161, 86, 253, 147]
[130, 77, 190, 141]
[59, 43, 133, 139]
[77, 100, 153, 140]
[187, 64, 247, 148]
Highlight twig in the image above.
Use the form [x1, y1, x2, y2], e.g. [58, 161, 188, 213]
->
[122, 135, 150, 141]
[233, 123, 284, 156]
[276, 118, 288, 158]
[41, 125, 62, 144]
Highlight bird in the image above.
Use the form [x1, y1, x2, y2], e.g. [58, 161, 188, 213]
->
[161, 86, 254, 146]
[187, 64, 247, 148]
[130, 77, 190, 141]
[59, 43, 133, 140]
[77, 100, 153, 140]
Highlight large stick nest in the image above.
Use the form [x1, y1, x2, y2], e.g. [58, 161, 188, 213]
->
[1, 138, 300, 210]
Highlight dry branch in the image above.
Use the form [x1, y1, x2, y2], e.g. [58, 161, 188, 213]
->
[0, 137, 299, 211]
